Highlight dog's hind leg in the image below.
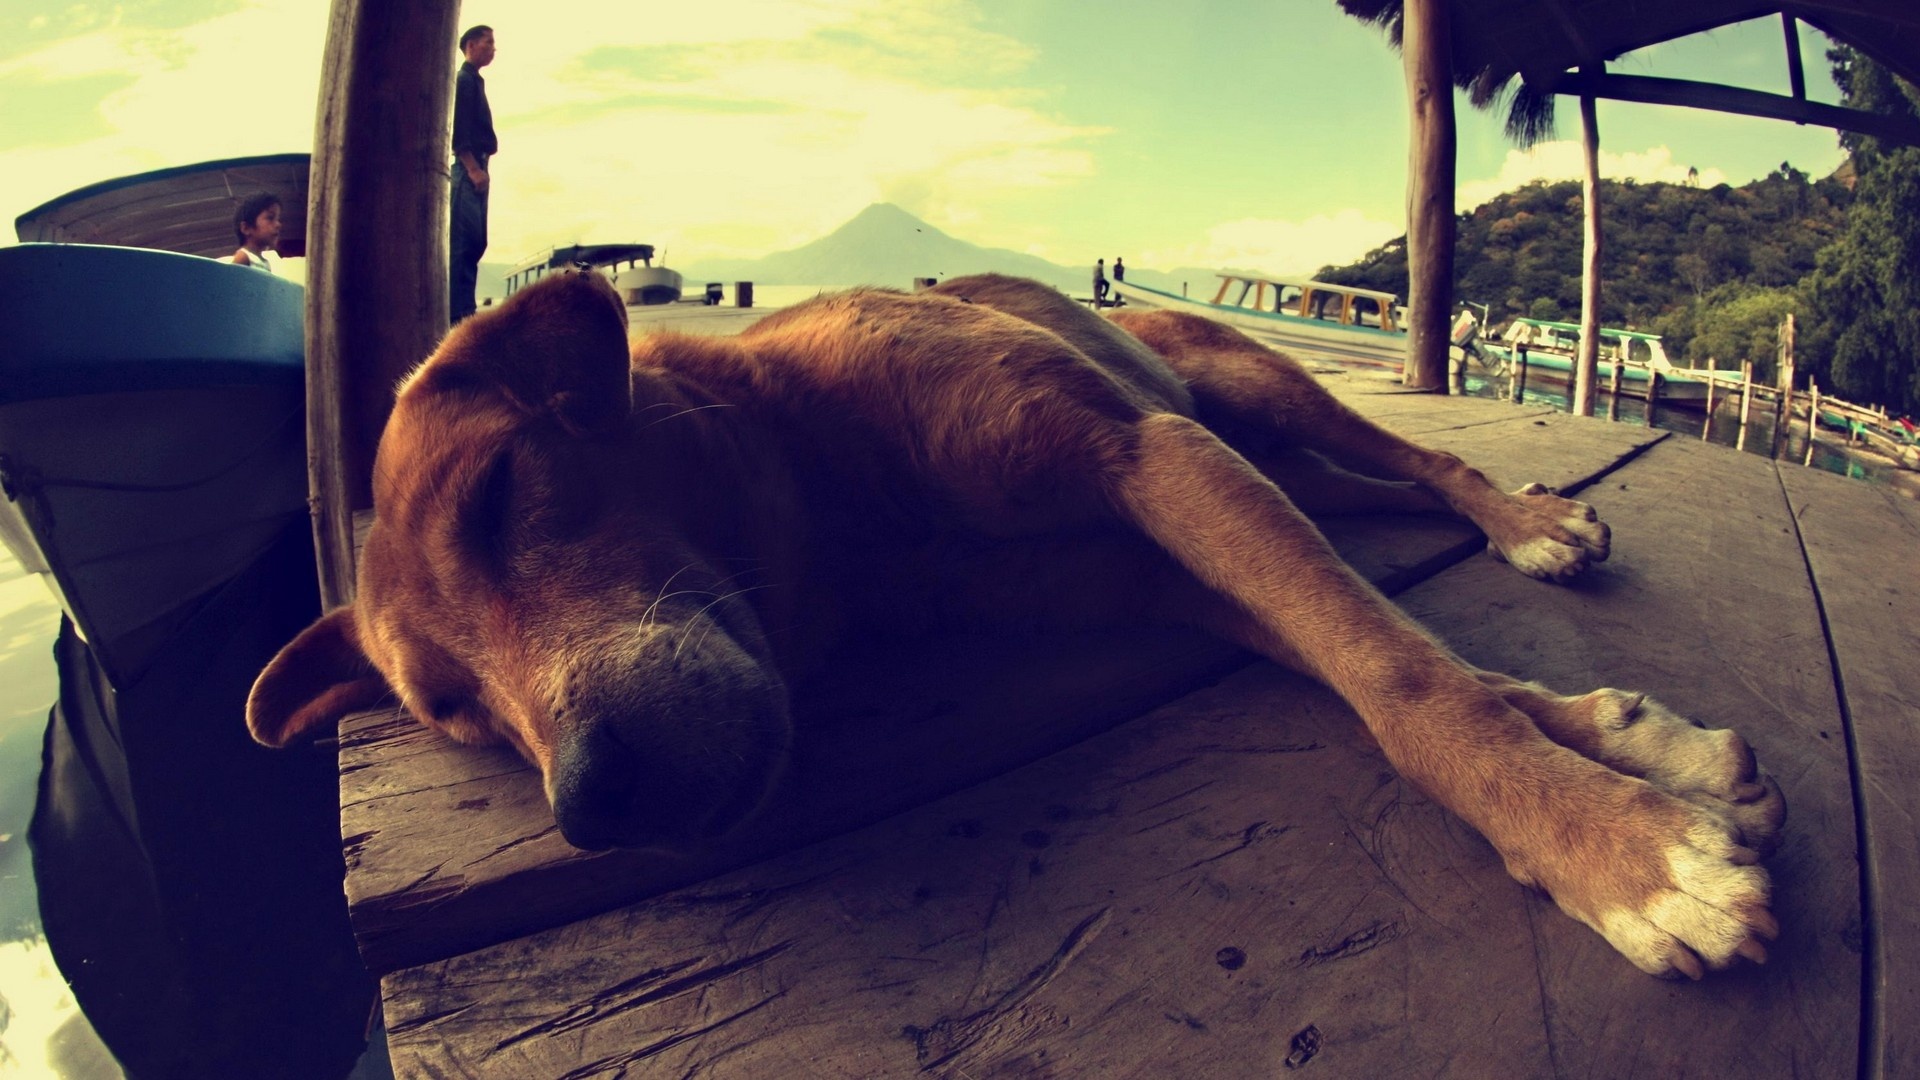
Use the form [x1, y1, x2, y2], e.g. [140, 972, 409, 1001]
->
[1111, 309, 1609, 583]
[1111, 411, 1776, 979]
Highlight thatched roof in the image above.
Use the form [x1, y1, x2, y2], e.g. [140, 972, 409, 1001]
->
[1339, 1, 1920, 144]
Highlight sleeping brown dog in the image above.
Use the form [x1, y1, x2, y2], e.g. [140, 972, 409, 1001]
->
[248, 271, 1784, 979]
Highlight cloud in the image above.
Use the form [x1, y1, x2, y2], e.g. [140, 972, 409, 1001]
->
[1137, 209, 1404, 278]
[473, 1, 1099, 264]
[0, 0, 1100, 271]
[1457, 143, 1727, 209]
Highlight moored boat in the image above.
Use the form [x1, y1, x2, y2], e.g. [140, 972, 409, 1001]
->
[506, 243, 683, 306]
[1478, 318, 1719, 407]
[1111, 273, 1410, 369]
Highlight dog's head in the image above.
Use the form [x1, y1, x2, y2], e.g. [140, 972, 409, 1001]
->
[247, 271, 792, 851]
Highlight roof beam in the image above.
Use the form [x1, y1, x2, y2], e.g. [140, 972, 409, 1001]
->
[1536, 70, 1920, 147]
[1782, 1, 1920, 30]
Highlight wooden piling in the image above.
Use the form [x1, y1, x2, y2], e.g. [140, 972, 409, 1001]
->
[1510, 349, 1528, 404]
[307, 0, 462, 608]
[1737, 360, 1755, 453]
[1702, 367, 1717, 440]
[1399, 0, 1456, 392]
[1573, 75, 1604, 418]
[1647, 370, 1663, 427]
[1606, 361, 1623, 421]
[1806, 380, 1821, 467]
[1772, 314, 1796, 459]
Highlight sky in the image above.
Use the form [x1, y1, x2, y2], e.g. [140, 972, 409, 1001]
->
[0, 0, 1855, 280]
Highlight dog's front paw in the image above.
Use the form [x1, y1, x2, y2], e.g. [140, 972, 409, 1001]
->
[1484, 482, 1611, 583]
[1574, 689, 1787, 858]
[1494, 757, 1776, 979]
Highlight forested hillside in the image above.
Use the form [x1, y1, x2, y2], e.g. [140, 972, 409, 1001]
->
[1316, 167, 1852, 364]
[1316, 45, 1920, 417]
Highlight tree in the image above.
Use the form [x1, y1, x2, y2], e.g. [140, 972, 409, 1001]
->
[1683, 285, 1798, 382]
[1799, 46, 1920, 414]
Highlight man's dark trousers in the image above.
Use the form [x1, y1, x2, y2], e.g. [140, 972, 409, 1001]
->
[450, 153, 489, 324]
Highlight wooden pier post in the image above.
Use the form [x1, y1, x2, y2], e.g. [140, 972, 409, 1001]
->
[1647, 370, 1663, 428]
[1606, 360, 1623, 421]
[1510, 348, 1528, 404]
[1806, 380, 1821, 467]
[1702, 363, 1716, 441]
[1737, 360, 1755, 453]
[1399, 0, 1456, 392]
[1772, 313, 1796, 459]
[1573, 72, 1604, 418]
[307, 0, 461, 608]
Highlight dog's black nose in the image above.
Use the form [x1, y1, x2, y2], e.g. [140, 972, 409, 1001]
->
[549, 723, 722, 851]
[550, 726, 638, 850]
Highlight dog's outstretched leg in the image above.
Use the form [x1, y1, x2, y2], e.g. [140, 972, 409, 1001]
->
[1111, 411, 1776, 979]
[1112, 310, 1610, 583]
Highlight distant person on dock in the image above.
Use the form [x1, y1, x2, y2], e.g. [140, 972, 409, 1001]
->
[229, 193, 281, 272]
[1093, 258, 1108, 306]
[450, 24, 498, 325]
[1113, 257, 1125, 282]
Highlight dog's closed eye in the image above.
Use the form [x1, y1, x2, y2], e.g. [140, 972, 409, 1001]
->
[462, 450, 521, 560]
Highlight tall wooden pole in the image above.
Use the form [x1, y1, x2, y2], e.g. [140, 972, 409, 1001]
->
[1573, 68, 1604, 418]
[307, 0, 461, 608]
[1401, 0, 1456, 392]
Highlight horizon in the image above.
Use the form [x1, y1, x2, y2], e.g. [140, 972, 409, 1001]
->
[2, 2, 1854, 280]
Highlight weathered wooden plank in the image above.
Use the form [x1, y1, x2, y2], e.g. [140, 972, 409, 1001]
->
[1396, 438, 1862, 1076]
[1779, 465, 1920, 1080]
[381, 432, 1860, 1077]
[384, 661, 1557, 1078]
[338, 405, 1665, 975]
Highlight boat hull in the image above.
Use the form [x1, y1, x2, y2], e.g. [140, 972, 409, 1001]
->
[0, 244, 307, 688]
[1111, 279, 1410, 369]
[615, 265, 684, 306]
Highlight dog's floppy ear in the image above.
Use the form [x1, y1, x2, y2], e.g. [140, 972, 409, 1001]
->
[248, 607, 391, 747]
[437, 269, 633, 437]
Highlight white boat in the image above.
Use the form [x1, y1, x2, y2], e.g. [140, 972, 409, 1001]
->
[505, 243, 683, 307]
[1111, 273, 1410, 368]
[1478, 318, 1719, 407]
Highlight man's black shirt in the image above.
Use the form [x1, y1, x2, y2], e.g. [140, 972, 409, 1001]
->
[453, 60, 497, 158]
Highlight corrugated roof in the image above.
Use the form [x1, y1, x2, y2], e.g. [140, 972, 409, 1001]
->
[13, 153, 310, 259]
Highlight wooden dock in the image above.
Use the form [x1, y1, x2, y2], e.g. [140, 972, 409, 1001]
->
[334, 376, 1917, 1077]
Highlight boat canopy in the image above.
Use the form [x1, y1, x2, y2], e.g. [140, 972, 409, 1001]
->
[14, 153, 309, 259]
[1210, 273, 1403, 333]
[1499, 317, 1669, 366]
[1505, 317, 1662, 344]
[506, 243, 658, 292]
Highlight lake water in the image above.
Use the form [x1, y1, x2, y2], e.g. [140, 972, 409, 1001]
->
[0, 546, 116, 1078]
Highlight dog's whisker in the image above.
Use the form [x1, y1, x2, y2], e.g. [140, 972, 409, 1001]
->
[643, 403, 736, 429]
[673, 586, 775, 659]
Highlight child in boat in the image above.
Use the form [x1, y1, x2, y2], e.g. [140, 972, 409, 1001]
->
[230, 193, 282, 272]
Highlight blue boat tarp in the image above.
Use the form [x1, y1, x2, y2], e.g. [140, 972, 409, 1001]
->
[0, 244, 303, 405]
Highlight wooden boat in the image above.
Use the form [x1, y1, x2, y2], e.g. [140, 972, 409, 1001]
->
[1476, 318, 1719, 406]
[0, 243, 308, 689]
[1110, 273, 1410, 368]
[505, 243, 683, 306]
[3, 156, 312, 688]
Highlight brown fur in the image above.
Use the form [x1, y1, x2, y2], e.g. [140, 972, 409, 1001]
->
[249, 271, 1783, 977]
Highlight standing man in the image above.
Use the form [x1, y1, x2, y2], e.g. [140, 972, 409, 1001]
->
[1113, 256, 1125, 282]
[1093, 258, 1108, 306]
[450, 24, 498, 325]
